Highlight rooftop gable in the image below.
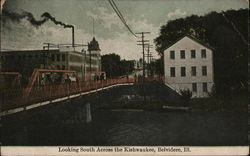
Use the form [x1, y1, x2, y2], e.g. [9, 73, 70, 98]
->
[165, 34, 214, 51]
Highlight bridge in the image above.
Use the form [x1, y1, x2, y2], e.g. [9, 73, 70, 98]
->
[1, 70, 247, 146]
[0, 69, 164, 117]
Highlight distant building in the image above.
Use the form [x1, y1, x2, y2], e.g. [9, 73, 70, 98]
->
[0, 48, 86, 82]
[164, 35, 214, 97]
[86, 37, 102, 80]
[87, 37, 101, 71]
[0, 37, 102, 83]
[134, 58, 143, 70]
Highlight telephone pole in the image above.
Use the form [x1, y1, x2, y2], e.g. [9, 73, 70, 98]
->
[136, 32, 150, 79]
[146, 44, 153, 64]
[145, 44, 153, 77]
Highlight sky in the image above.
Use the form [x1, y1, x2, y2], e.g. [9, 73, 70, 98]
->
[1, 0, 249, 60]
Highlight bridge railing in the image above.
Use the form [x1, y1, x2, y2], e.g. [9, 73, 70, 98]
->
[0, 77, 163, 111]
[0, 78, 134, 110]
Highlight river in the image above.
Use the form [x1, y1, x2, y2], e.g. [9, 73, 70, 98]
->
[2, 109, 247, 146]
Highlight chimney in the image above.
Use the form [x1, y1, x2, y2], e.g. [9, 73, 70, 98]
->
[72, 26, 75, 47]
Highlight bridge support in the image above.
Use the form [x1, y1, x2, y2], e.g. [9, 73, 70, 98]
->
[86, 103, 92, 123]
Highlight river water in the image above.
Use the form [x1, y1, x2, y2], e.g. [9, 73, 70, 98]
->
[2, 109, 247, 146]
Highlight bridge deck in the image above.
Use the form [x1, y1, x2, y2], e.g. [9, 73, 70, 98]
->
[0, 77, 163, 117]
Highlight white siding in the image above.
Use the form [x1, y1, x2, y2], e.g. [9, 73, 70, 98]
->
[164, 36, 214, 98]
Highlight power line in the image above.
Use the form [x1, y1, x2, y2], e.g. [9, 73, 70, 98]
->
[108, 0, 138, 38]
[109, 0, 126, 24]
[109, 0, 137, 37]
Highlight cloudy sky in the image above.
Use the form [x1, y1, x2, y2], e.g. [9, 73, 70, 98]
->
[1, 0, 248, 60]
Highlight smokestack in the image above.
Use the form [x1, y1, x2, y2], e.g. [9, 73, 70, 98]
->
[72, 26, 74, 47]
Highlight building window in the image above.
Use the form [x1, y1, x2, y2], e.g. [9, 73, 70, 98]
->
[191, 50, 196, 58]
[170, 50, 175, 59]
[181, 67, 186, 77]
[203, 82, 208, 92]
[201, 49, 206, 58]
[192, 83, 197, 92]
[170, 67, 175, 77]
[57, 54, 60, 61]
[202, 66, 207, 76]
[180, 50, 185, 59]
[62, 54, 65, 61]
[191, 66, 196, 76]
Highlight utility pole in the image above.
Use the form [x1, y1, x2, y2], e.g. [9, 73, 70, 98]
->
[146, 44, 153, 64]
[145, 53, 153, 77]
[136, 32, 150, 104]
[136, 32, 150, 79]
[145, 44, 153, 77]
[150, 54, 154, 63]
[43, 43, 51, 69]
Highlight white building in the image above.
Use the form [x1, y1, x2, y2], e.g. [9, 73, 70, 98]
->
[164, 35, 214, 97]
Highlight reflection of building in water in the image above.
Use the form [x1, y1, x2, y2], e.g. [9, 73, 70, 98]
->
[0, 37, 103, 84]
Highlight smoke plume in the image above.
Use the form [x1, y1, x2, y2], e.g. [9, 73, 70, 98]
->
[41, 12, 73, 28]
[1, 10, 73, 28]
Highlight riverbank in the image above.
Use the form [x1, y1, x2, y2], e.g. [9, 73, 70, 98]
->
[100, 93, 247, 113]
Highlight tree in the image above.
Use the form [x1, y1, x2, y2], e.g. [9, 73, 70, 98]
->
[154, 9, 248, 95]
[101, 53, 120, 78]
[101, 53, 135, 78]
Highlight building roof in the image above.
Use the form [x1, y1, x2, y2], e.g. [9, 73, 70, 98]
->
[1, 49, 60, 53]
[1, 49, 84, 55]
[165, 34, 214, 51]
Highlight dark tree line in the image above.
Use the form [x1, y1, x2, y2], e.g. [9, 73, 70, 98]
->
[154, 9, 248, 95]
[148, 57, 164, 76]
[101, 53, 134, 78]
